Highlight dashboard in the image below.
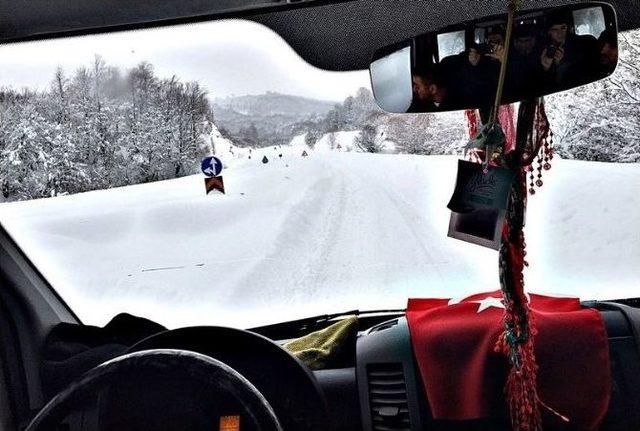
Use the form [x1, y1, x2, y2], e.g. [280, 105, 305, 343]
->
[40, 305, 640, 431]
[316, 306, 640, 431]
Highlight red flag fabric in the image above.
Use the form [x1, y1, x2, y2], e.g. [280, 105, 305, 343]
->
[406, 291, 610, 430]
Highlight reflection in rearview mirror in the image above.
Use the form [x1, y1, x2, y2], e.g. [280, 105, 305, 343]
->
[370, 2, 618, 114]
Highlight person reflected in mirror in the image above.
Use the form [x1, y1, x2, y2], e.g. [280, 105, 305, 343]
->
[540, 10, 599, 91]
[505, 23, 544, 101]
[468, 44, 484, 67]
[449, 43, 500, 110]
[597, 29, 618, 77]
[485, 26, 506, 63]
[513, 24, 539, 58]
[409, 69, 451, 112]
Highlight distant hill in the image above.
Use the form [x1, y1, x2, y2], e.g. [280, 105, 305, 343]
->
[212, 92, 337, 147]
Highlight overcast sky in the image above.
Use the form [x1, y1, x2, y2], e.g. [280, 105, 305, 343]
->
[0, 19, 370, 102]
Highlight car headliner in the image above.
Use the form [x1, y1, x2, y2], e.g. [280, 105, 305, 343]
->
[1, 0, 640, 71]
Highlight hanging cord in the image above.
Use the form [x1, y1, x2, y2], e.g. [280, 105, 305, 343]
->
[489, 0, 520, 125]
[491, 2, 545, 429]
[465, 0, 521, 171]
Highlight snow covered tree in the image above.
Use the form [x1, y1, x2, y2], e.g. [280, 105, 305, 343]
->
[322, 87, 378, 133]
[304, 129, 322, 149]
[355, 125, 381, 153]
[51, 67, 69, 124]
[328, 132, 337, 150]
[547, 29, 640, 162]
[237, 123, 259, 147]
[0, 104, 56, 199]
[0, 57, 218, 201]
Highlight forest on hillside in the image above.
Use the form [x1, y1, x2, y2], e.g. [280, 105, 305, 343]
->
[0, 57, 213, 201]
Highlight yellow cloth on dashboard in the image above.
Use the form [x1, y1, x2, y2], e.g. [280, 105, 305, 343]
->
[283, 316, 358, 370]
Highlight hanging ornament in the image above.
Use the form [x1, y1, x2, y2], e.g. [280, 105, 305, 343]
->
[461, 3, 558, 424]
[494, 98, 567, 431]
[495, 99, 541, 431]
[465, 109, 480, 139]
[525, 100, 554, 196]
[463, 101, 566, 428]
[495, 170, 542, 431]
[498, 104, 517, 153]
[491, 4, 556, 425]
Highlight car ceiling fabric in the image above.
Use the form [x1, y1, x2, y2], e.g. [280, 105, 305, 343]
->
[1, 0, 639, 71]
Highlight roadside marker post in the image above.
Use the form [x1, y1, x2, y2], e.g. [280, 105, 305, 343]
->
[204, 176, 225, 195]
[201, 156, 225, 195]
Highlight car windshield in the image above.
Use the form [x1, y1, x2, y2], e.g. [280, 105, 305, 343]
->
[0, 20, 638, 329]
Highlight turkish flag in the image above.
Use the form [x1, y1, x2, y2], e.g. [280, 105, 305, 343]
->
[406, 291, 611, 430]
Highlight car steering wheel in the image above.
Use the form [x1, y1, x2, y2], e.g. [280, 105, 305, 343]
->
[26, 349, 283, 431]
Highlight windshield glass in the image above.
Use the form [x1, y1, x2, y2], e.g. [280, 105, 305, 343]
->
[1, 20, 638, 329]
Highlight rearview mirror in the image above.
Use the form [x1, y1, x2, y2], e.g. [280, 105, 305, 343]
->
[369, 2, 618, 113]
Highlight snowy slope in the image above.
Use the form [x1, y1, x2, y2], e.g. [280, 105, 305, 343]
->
[207, 122, 252, 163]
[1, 153, 638, 329]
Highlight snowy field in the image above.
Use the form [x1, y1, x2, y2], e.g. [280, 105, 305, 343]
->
[1, 149, 639, 329]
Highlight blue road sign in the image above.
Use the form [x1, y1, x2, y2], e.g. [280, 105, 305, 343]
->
[201, 156, 223, 177]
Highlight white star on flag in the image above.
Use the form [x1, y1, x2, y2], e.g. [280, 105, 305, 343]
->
[447, 294, 508, 313]
[471, 296, 505, 313]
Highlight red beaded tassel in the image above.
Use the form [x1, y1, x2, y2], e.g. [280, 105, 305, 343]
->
[465, 109, 484, 164]
[495, 99, 567, 431]
[463, 103, 542, 430]
[528, 102, 554, 196]
[495, 168, 542, 431]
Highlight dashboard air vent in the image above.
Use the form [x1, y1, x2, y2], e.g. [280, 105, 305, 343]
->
[367, 363, 411, 431]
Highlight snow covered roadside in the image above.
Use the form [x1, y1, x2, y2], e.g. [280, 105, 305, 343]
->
[0, 153, 638, 329]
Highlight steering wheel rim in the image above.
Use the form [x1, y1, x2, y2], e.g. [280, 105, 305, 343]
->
[26, 349, 283, 431]
[126, 326, 329, 431]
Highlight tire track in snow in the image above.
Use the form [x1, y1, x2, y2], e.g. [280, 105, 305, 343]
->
[229, 158, 347, 306]
[228, 154, 453, 310]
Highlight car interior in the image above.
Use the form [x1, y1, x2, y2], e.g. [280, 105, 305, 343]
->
[1, 1, 639, 430]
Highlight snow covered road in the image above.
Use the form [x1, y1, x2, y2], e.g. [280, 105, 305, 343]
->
[1, 152, 638, 328]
